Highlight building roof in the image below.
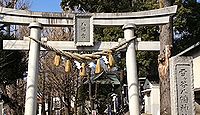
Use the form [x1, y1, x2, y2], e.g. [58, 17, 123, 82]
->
[93, 71, 120, 85]
[143, 79, 159, 90]
[177, 42, 200, 56]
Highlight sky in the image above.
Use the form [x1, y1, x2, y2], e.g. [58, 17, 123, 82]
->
[30, 0, 200, 12]
[30, 0, 62, 12]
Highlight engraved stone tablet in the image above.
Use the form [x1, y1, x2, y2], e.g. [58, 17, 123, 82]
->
[170, 56, 195, 115]
[75, 14, 93, 46]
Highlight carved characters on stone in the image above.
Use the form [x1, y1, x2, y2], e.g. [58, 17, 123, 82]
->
[75, 14, 93, 46]
[177, 66, 193, 114]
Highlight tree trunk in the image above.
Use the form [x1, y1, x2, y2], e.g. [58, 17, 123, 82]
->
[158, 0, 173, 114]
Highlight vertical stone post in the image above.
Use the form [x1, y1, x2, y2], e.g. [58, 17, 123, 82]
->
[24, 22, 42, 115]
[0, 101, 3, 115]
[123, 24, 139, 115]
[170, 56, 195, 115]
[38, 104, 42, 115]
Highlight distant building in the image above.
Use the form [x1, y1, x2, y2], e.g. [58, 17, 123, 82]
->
[142, 79, 160, 115]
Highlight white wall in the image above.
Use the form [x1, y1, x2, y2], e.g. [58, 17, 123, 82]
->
[144, 85, 160, 115]
[150, 86, 160, 115]
[193, 56, 200, 89]
[144, 93, 151, 114]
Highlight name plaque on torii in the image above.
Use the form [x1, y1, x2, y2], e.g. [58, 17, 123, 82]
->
[75, 14, 93, 46]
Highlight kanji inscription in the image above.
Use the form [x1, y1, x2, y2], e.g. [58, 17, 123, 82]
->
[75, 14, 93, 46]
[176, 64, 193, 115]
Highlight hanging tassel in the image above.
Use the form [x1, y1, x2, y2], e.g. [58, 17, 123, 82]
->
[65, 60, 72, 73]
[80, 63, 86, 77]
[108, 51, 115, 68]
[95, 59, 102, 74]
[54, 54, 61, 66]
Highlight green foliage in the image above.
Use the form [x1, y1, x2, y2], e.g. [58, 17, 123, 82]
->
[94, 26, 123, 42]
[136, 26, 160, 78]
[137, 51, 159, 78]
[0, 33, 27, 84]
[173, 1, 200, 54]
[61, 0, 159, 13]
[61, 0, 132, 13]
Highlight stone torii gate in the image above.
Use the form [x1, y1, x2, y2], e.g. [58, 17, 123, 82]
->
[1, 5, 177, 115]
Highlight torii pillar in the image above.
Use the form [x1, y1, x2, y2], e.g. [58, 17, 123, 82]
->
[123, 24, 139, 115]
[24, 22, 42, 115]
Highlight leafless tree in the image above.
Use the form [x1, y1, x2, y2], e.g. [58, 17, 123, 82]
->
[37, 26, 81, 115]
[0, 0, 30, 114]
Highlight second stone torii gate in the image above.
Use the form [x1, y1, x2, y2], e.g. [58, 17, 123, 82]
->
[25, 23, 138, 115]
[2, 5, 177, 115]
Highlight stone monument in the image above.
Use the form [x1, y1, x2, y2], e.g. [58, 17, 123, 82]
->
[170, 56, 195, 115]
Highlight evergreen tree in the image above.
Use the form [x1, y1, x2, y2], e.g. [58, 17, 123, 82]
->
[0, 33, 27, 84]
[173, 0, 200, 54]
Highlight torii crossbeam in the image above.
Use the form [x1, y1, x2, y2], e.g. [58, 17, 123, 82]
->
[0, 5, 177, 26]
